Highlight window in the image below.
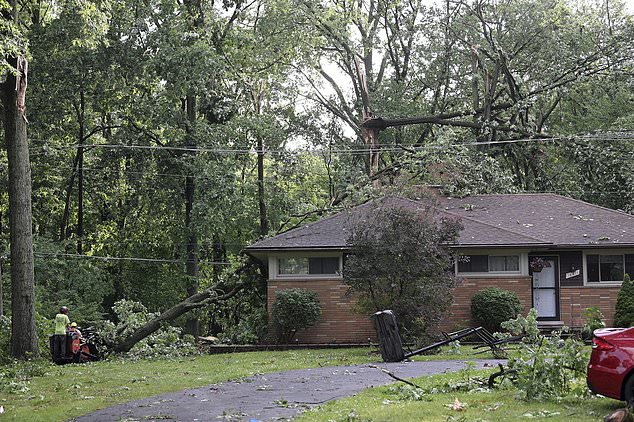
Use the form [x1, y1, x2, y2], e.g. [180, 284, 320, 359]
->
[458, 255, 519, 273]
[278, 257, 340, 275]
[587, 254, 625, 282]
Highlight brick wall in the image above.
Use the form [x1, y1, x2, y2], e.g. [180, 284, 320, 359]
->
[267, 278, 621, 343]
[560, 286, 620, 328]
[267, 279, 376, 344]
[439, 276, 533, 331]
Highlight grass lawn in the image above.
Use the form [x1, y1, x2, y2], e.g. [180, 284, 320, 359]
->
[298, 369, 623, 422]
[1, 344, 613, 421]
[0, 348, 373, 422]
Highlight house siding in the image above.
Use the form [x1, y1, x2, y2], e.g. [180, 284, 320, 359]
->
[559, 286, 620, 327]
[439, 276, 533, 331]
[267, 279, 375, 344]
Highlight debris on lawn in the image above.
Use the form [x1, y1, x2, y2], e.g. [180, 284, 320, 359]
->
[603, 408, 634, 422]
[521, 410, 561, 418]
[369, 364, 421, 388]
[447, 397, 466, 411]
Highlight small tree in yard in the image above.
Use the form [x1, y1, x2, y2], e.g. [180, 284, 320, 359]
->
[614, 273, 634, 328]
[343, 200, 461, 341]
[271, 288, 322, 343]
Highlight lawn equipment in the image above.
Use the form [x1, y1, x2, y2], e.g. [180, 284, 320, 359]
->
[50, 326, 101, 364]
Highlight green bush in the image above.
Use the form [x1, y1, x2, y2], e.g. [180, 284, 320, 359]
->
[614, 273, 634, 328]
[581, 307, 605, 339]
[471, 287, 523, 333]
[271, 288, 321, 343]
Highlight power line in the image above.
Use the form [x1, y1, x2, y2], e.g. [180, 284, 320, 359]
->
[27, 130, 634, 155]
[33, 252, 233, 265]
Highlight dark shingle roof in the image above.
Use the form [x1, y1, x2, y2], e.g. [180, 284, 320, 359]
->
[440, 194, 634, 247]
[247, 197, 432, 251]
[246, 194, 634, 252]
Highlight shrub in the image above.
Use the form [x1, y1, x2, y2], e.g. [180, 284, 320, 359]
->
[500, 309, 587, 401]
[271, 288, 321, 343]
[614, 273, 634, 328]
[581, 307, 605, 339]
[471, 287, 523, 333]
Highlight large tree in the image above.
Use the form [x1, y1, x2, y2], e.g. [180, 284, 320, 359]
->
[1, 0, 38, 358]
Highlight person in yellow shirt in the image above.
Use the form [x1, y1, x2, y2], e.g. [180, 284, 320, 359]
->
[53, 306, 70, 362]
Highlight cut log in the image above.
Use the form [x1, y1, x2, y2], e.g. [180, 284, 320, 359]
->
[372, 310, 404, 362]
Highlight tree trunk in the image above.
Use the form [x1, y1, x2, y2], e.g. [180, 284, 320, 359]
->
[77, 88, 85, 254]
[59, 152, 79, 241]
[3, 56, 38, 358]
[113, 282, 245, 354]
[0, 211, 3, 317]
[257, 135, 268, 236]
[184, 94, 199, 337]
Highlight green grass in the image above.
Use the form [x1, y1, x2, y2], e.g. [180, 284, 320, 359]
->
[0, 348, 373, 422]
[298, 369, 623, 422]
[1, 344, 603, 421]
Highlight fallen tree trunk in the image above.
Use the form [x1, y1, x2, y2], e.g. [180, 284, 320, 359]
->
[112, 282, 246, 354]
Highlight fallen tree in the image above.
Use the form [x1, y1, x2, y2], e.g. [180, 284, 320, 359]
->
[112, 282, 246, 354]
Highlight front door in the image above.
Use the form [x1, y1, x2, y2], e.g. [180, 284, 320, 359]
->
[531, 256, 560, 320]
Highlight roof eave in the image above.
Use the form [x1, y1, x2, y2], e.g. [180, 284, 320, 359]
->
[449, 243, 553, 248]
[244, 246, 350, 253]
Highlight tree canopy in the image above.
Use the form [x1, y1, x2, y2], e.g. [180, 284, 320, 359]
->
[1, 0, 634, 357]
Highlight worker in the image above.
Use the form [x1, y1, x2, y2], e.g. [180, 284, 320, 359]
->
[68, 322, 82, 356]
[68, 322, 82, 339]
[53, 306, 70, 361]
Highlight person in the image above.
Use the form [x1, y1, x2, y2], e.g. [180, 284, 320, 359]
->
[68, 322, 82, 340]
[53, 306, 70, 361]
[68, 322, 82, 357]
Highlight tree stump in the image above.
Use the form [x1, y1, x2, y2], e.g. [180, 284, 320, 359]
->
[372, 310, 405, 362]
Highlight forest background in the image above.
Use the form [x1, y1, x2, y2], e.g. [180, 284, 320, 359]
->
[1, 0, 634, 358]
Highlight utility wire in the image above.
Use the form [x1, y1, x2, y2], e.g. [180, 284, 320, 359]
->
[27, 132, 634, 156]
[33, 252, 233, 265]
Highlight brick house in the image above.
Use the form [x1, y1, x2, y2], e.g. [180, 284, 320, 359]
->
[246, 194, 634, 343]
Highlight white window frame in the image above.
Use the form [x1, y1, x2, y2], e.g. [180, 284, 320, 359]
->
[269, 252, 344, 280]
[455, 249, 529, 277]
[583, 249, 634, 286]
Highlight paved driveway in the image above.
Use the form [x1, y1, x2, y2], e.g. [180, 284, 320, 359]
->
[72, 359, 503, 422]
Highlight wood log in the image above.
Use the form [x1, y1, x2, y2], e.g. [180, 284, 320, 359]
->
[372, 310, 404, 362]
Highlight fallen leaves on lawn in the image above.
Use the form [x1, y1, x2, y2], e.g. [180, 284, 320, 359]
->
[446, 397, 466, 411]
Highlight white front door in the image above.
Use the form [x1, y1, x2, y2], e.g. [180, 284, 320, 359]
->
[531, 257, 559, 319]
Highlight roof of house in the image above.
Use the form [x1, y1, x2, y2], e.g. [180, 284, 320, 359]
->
[440, 194, 634, 247]
[246, 194, 634, 252]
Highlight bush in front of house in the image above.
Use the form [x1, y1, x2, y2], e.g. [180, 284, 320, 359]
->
[471, 287, 523, 333]
[271, 288, 322, 343]
[581, 307, 605, 339]
[614, 273, 634, 328]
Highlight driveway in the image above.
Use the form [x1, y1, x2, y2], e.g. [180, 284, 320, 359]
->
[72, 359, 503, 422]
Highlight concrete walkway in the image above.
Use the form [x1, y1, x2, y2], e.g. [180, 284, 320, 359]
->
[72, 359, 503, 422]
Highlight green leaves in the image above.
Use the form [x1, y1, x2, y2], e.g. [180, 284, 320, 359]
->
[343, 199, 460, 341]
[271, 288, 322, 343]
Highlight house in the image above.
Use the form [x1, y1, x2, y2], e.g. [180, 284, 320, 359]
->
[245, 194, 634, 343]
